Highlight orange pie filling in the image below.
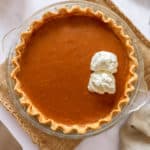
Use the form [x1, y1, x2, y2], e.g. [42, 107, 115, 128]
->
[12, 8, 137, 133]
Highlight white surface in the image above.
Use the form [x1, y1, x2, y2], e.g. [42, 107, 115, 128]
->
[113, 0, 150, 40]
[0, 0, 149, 150]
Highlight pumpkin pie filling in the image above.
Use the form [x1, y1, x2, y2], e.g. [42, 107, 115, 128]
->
[12, 7, 138, 134]
[16, 15, 130, 125]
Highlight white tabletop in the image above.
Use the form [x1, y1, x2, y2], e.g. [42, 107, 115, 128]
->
[0, 0, 149, 149]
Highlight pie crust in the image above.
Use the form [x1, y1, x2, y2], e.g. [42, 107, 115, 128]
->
[11, 7, 138, 134]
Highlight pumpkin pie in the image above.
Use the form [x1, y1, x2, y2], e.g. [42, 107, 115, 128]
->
[11, 7, 138, 134]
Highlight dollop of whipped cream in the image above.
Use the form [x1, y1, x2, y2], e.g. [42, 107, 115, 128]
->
[88, 72, 116, 94]
[90, 51, 118, 73]
[88, 51, 118, 94]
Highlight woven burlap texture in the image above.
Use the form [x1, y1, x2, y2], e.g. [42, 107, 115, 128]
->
[0, 0, 150, 150]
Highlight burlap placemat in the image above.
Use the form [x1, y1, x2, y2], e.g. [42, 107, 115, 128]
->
[0, 0, 150, 150]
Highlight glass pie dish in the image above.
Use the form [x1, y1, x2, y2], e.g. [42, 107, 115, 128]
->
[2, 0, 149, 139]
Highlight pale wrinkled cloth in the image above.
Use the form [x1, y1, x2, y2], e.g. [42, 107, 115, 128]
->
[120, 102, 150, 150]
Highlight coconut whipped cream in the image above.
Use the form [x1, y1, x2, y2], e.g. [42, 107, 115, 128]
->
[88, 72, 116, 94]
[90, 51, 118, 73]
[88, 51, 118, 94]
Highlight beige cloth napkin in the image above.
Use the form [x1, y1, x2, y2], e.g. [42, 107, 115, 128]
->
[0, 121, 22, 150]
[120, 102, 150, 150]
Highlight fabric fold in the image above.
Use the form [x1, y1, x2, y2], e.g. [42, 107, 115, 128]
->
[120, 102, 150, 150]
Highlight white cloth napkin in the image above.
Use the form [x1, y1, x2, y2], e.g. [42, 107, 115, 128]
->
[120, 94, 150, 150]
